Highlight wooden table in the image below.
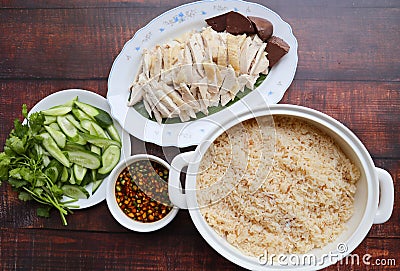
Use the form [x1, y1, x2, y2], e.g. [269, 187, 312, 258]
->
[0, 0, 398, 270]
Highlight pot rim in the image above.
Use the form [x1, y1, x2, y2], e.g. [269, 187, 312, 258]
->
[178, 104, 380, 270]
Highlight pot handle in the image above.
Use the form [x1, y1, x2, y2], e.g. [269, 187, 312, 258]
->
[168, 151, 195, 209]
[373, 167, 394, 224]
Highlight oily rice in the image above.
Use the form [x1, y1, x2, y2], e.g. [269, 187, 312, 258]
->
[196, 116, 360, 256]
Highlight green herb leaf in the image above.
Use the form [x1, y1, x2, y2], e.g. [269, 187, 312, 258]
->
[18, 191, 32, 201]
[6, 136, 25, 155]
[0, 152, 11, 181]
[28, 112, 45, 134]
[22, 104, 28, 118]
[8, 177, 28, 189]
[12, 119, 29, 139]
[37, 206, 51, 218]
[51, 184, 64, 198]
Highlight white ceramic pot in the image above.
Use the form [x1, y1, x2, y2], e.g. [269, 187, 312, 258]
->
[168, 104, 394, 270]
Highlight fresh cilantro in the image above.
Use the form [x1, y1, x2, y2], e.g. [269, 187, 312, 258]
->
[0, 104, 75, 226]
[37, 206, 51, 218]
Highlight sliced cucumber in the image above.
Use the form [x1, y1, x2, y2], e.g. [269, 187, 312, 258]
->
[63, 142, 87, 152]
[62, 184, 89, 199]
[96, 171, 109, 180]
[68, 168, 76, 184]
[65, 150, 101, 169]
[81, 120, 108, 138]
[60, 167, 69, 182]
[90, 145, 101, 155]
[45, 125, 66, 148]
[44, 159, 64, 182]
[98, 145, 121, 175]
[45, 159, 63, 182]
[81, 171, 93, 186]
[81, 133, 121, 149]
[106, 124, 121, 143]
[40, 133, 70, 167]
[42, 154, 51, 167]
[80, 120, 98, 135]
[73, 164, 87, 185]
[71, 134, 87, 145]
[71, 108, 91, 121]
[90, 122, 109, 138]
[44, 116, 57, 125]
[41, 105, 72, 116]
[48, 122, 61, 131]
[63, 96, 78, 107]
[92, 178, 104, 194]
[74, 101, 113, 128]
[44, 167, 58, 182]
[65, 114, 85, 132]
[57, 116, 78, 140]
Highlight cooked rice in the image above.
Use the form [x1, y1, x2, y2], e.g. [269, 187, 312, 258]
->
[196, 116, 360, 256]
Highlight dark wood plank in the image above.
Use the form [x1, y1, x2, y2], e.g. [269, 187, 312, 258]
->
[2, 0, 399, 9]
[0, 0, 161, 9]
[0, 228, 398, 270]
[0, 5, 399, 81]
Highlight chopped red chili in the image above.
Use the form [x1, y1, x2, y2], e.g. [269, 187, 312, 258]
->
[115, 160, 172, 223]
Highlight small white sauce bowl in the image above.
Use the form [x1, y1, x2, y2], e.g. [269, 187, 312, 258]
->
[106, 154, 179, 232]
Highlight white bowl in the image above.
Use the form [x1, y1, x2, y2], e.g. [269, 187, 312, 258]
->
[106, 154, 179, 232]
[28, 89, 131, 209]
[168, 104, 394, 270]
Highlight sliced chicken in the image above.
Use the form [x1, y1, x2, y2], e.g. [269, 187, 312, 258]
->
[249, 43, 267, 75]
[129, 26, 272, 123]
[226, 33, 246, 73]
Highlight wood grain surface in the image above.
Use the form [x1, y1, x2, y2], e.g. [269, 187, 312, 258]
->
[0, 0, 398, 270]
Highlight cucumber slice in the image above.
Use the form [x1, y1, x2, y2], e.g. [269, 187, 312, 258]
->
[42, 154, 51, 167]
[81, 133, 121, 149]
[71, 134, 87, 145]
[81, 171, 93, 186]
[44, 166, 59, 182]
[48, 122, 61, 131]
[81, 120, 108, 138]
[71, 108, 91, 121]
[92, 178, 104, 194]
[41, 105, 72, 116]
[44, 116, 57, 125]
[44, 159, 63, 182]
[80, 120, 98, 136]
[96, 171, 109, 180]
[106, 125, 121, 143]
[63, 142, 87, 152]
[40, 133, 70, 167]
[62, 184, 89, 199]
[98, 145, 121, 175]
[63, 96, 78, 107]
[45, 125, 66, 148]
[74, 101, 113, 128]
[91, 122, 109, 138]
[73, 164, 87, 184]
[68, 168, 76, 184]
[65, 114, 85, 132]
[65, 150, 101, 169]
[57, 116, 78, 140]
[60, 167, 69, 182]
[90, 145, 101, 155]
